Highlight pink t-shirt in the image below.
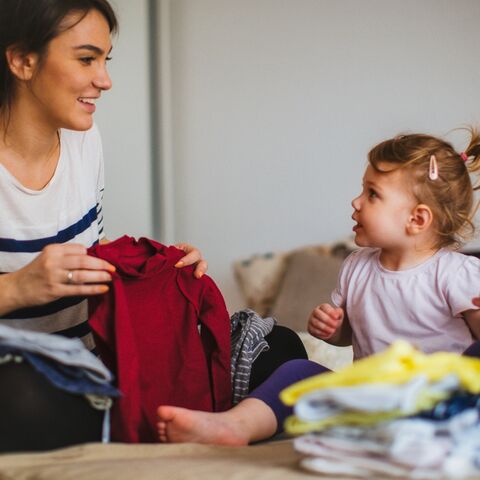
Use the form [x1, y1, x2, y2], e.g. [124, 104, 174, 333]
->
[332, 247, 478, 360]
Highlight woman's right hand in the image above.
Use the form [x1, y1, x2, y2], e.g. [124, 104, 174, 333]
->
[307, 303, 344, 340]
[5, 243, 115, 310]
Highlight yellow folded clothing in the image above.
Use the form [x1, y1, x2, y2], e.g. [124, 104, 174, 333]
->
[284, 374, 456, 434]
[285, 410, 401, 435]
[280, 340, 480, 407]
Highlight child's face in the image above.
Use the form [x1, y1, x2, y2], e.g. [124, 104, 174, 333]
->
[351, 164, 418, 250]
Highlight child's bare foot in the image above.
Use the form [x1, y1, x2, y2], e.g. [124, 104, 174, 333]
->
[157, 406, 250, 446]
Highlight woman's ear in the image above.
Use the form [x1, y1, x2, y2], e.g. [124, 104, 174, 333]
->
[407, 204, 433, 235]
[5, 46, 38, 81]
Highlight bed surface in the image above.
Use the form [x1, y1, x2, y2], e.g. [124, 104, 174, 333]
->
[0, 440, 336, 480]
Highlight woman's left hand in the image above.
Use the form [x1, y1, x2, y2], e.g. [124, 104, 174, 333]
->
[174, 243, 208, 279]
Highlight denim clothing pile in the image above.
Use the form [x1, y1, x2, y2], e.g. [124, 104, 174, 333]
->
[0, 345, 119, 398]
[0, 324, 119, 442]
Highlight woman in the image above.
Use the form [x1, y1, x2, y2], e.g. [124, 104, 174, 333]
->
[0, 0, 306, 452]
[0, 0, 207, 452]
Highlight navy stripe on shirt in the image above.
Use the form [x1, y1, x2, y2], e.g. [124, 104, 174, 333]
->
[55, 320, 91, 339]
[0, 205, 98, 253]
[1, 295, 86, 319]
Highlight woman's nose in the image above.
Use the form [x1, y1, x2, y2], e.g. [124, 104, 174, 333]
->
[94, 67, 112, 91]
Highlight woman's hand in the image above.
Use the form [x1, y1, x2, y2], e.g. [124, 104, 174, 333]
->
[6, 243, 115, 309]
[174, 243, 208, 279]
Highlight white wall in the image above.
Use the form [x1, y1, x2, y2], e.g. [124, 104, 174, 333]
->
[164, 0, 480, 311]
[95, 0, 153, 240]
[95, 1, 480, 313]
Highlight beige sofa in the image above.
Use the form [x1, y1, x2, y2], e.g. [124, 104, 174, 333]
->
[233, 240, 355, 370]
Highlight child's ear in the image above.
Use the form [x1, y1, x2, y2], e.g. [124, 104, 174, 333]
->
[407, 204, 433, 235]
[5, 46, 39, 81]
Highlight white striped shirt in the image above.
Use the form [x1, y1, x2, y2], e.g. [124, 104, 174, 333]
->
[0, 124, 105, 351]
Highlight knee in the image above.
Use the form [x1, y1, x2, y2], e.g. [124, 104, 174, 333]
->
[266, 325, 308, 359]
[463, 341, 480, 358]
[274, 358, 329, 378]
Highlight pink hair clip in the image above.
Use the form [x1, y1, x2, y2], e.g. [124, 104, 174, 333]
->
[429, 155, 438, 180]
[460, 152, 468, 162]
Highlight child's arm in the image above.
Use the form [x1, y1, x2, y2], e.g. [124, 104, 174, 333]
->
[307, 303, 352, 347]
[463, 297, 480, 340]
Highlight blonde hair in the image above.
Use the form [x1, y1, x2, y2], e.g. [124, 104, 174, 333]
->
[368, 128, 480, 249]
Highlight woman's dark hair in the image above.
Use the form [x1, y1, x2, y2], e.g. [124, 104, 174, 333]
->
[0, 0, 118, 115]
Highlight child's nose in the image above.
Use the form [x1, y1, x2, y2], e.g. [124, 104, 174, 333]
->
[351, 195, 361, 211]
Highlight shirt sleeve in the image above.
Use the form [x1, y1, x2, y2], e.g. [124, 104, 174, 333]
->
[177, 270, 232, 412]
[92, 124, 106, 240]
[445, 254, 480, 316]
[197, 276, 232, 411]
[331, 250, 359, 308]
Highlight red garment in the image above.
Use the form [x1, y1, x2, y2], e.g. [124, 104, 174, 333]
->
[88, 236, 231, 442]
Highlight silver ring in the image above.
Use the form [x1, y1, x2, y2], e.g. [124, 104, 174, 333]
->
[66, 270, 74, 284]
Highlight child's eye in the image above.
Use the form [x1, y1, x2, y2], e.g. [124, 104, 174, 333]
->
[368, 188, 378, 199]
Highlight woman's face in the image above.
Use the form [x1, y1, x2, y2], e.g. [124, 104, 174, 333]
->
[27, 9, 113, 131]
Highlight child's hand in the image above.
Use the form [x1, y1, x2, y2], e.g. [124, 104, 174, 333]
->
[308, 303, 344, 340]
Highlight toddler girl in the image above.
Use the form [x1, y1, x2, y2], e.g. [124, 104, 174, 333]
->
[309, 129, 480, 357]
[157, 128, 480, 445]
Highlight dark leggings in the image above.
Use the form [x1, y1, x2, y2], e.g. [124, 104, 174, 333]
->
[249, 340, 480, 434]
[0, 325, 306, 452]
[463, 341, 480, 358]
[249, 325, 308, 391]
[0, 361, 103, 453]
[249, 359, 328, 433]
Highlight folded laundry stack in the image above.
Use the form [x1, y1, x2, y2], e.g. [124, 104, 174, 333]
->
[281, 341, 480, 479]
[0, 324, 120, 443]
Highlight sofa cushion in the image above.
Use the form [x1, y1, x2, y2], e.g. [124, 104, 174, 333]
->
[233, 251, 289, 316]
[270, 248, 344, 332]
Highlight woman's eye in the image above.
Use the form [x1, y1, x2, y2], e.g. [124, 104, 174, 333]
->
[80, 57, 95, 65]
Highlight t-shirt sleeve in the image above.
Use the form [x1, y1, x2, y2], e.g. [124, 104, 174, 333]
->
[96, 161, 105, 240]
[91, 124, 106, 240]
[445, 254, 480, 316]
[331, 250, 359, 308]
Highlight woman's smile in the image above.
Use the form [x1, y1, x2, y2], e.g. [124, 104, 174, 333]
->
[78, 96, 98, 113]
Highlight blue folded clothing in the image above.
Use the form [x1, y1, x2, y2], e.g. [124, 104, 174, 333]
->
[0, 324, 119, 398]
[0, 346, 120, 397]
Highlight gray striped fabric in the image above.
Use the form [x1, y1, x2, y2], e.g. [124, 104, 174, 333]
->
[230, 309, 275, 404]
